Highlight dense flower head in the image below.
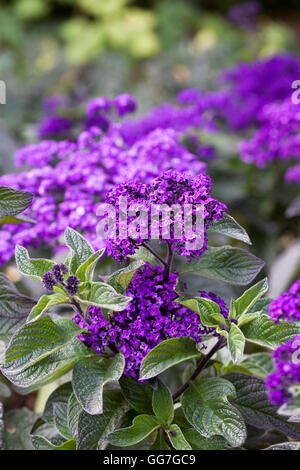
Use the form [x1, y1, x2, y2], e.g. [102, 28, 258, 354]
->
[72, 263, 229, 379]
[269, 279, 300, 323]
[265, 335, 300, 406]
[216, 54, 300, 130]
[103, 169, 227, 262]
[239, 98, 300, 183]
[0, 94, 212, 265]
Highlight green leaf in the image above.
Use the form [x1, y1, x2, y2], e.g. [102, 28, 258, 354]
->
[75, 249, 105, 282]
[76, 282, 132, 311]
[237, 311, 261, 327]
[1, 214, 35, 225]
[181, 377, 246, 447]
[179, 246, 264, 285]
[266, 442, 300, 450]
[3, 408, 37, 450]
[0, 274, 35, 341]
[72, 353, 125, 415]
[140, 337, 202, 380]
[15, 245, 55, 281]
[53, 402, 72, 440]
[241, 314, 299, 349]
[107, 260, 145, 294]
[3, 340, 92, 390]
[1, 318, 92, 389]
[43, 383, 73, 424]
[0, 378, 10, 398]
[2, 317, 82, 373]
[234, 278, 268, 317]
[209, 213, 251, 245]
[228, 323, 245, 364]
[65, 227, 94, 273]
[27, 293, 70, 322]
[278, 394, 300, 417]
[31, 435, 76, 450]
[176, 296, 226, 328]
[107, 414, 160, 447]
[167, 424, 191, 450]
[225, 373, 300, 439]
[77, 390, 127, 450]
[183, 428, 231, 450]
[225, 353, 274, 380]
[119, 376, 153, 414]
[0, 186, 33, 219]
[152, 380, 174, 426]
[129, 246, 156, 265]
[67, 393, 82, 438]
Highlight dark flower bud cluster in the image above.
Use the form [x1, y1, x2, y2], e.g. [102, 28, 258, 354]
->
[269, 279, 300, 323]
[72, 263, 229, 379]
[65, 275, 80, 296]
[42, 272, 57, 292]
[42, 264, 80, 296]
[52, 263, 69, 283]
[265, 334, 300, 406]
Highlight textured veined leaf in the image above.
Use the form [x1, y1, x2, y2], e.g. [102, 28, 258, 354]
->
[180, 246, 264, 285]
[140, 337, 202, 380]
[234, 278, 268, 317]
[209, 213, 251, 245]
[107, 414, 160, 447]
[15, 245, 55, 281]
[181, 377, 246, 447]
[228, 323, 245, 364]
[72, 353, 125, 415]
[167, 424, 191, 450]
[77, 390, 128, 450]
[0, 274, 35, 341]
[65, 227, 94, 273]
[0, 186, 33, 218]
[226, 373, 300, 439]
[241, 315, 299, 349]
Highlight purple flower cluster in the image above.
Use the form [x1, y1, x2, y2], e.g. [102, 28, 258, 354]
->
[72, 263, 229, 379]
[265, 335, 300, 406]
[269, 279, 300, 323]
[173, 55, 300, 132]
[38, 94, 138, 141]
[239, 98, 300, 183]
[103, 169, 227, 262]
[228, 2, 261, 31]
[0, 95, 211, 265]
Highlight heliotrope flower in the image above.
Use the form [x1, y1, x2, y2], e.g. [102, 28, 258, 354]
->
[269, 279, 300, 323]
[0, 94, 211, 265]
[265, 335, 300, 406]
[103, 169, 227, 262]
[72, 263, 229, 379]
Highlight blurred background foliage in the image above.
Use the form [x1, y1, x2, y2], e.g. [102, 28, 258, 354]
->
[0, 0, 299, 144]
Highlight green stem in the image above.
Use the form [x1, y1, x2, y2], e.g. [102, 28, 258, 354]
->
[172, 336, 227, 401]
